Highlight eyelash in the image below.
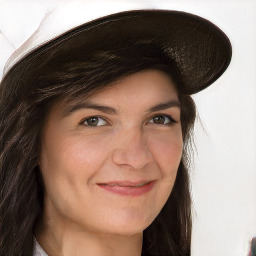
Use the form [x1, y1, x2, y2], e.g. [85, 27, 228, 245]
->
[80, 114, 177, 127]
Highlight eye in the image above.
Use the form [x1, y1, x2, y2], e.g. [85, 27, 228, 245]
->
[148, 114, 176, 125]
[81, 116, 108, 127]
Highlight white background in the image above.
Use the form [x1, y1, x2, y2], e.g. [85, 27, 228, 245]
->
[0, 0, 255, 255]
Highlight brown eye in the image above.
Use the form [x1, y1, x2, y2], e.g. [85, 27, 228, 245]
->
[153, 115, 165, 124]
[83, 116, 108, 127]
[149, 114, 176, 125]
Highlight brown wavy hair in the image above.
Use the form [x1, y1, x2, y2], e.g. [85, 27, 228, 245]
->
[0, 42, 196, 256]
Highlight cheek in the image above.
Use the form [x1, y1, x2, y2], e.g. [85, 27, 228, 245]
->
[149, 129, 183, 178]
[143, 128, 183, 220]
[39, 132, 113, 219]
[40, 133, 111, 181]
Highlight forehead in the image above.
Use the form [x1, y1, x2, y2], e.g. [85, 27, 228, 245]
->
[77, 69, 178, 105]
[50, 69, 179, 117]
[95, 69, 177, 95]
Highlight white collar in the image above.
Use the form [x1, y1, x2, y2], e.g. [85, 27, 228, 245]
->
[33, 237, 49, 256]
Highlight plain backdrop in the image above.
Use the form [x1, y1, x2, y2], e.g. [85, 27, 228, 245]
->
[0, 0, 255, 255]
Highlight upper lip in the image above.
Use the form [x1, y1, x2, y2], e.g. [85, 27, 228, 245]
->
[97, 180, 155, 187]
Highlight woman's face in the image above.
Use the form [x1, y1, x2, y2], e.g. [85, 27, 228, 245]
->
[39, 69, 183, 236]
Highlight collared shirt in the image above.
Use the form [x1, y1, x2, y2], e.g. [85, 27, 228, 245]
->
[33, 238, 49, 256]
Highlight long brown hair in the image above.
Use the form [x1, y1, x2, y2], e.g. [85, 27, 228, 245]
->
[0, 42, 196, 256]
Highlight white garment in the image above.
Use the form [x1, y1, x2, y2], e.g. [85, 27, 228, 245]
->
[33, 238, 49, 256]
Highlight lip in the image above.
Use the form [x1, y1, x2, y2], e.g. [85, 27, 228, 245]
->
[97, 180, 156, 196]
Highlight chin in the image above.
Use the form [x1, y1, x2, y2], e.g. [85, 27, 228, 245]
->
[103, 225, 145, 237]
[98, 212, 155, 236]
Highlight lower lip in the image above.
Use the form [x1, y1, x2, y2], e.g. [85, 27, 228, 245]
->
[97, 181, 155, 196]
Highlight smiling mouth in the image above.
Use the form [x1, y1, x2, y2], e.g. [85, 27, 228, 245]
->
[97, 180, 156, 196]
[100, 181, 150, 188]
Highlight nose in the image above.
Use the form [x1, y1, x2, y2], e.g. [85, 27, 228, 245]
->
[111, 129, 153, 170]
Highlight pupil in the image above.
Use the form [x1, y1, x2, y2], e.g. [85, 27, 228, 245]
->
[88, 117, 99, 126]
[153, 115, 165, 124]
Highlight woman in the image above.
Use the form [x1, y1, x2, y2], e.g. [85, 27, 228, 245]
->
[0, 2, 232, 256]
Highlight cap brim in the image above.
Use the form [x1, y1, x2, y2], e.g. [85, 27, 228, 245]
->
[3, 10, 232, 95]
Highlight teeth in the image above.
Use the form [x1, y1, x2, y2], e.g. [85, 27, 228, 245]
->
[104, 182, 149, 187]
[134, 182, 148, 187]
[104, 183, 119, 187]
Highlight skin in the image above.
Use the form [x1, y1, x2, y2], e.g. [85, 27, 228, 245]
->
[36, 69, 183, 256]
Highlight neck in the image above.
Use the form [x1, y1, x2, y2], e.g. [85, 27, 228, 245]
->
[35, 218, 143, 256]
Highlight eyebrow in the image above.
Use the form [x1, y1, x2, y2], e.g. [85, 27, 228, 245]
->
[147, 101, 181, 113]
[62, 100, 181, 117]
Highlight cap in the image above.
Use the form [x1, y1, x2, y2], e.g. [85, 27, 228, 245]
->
[2, 0, 232, 94]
